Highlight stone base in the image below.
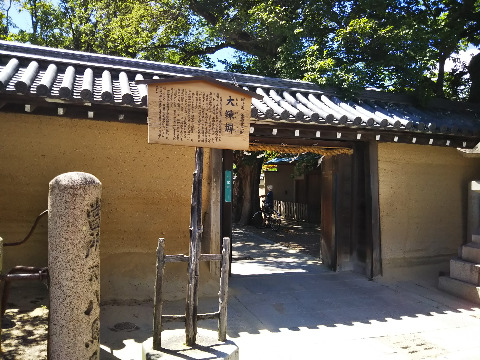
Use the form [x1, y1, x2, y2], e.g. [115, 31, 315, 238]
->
[142, 329, 239, 360]
[438, 276, 480, 305]
[462, 242, 480, 263]
[472, 234, 480, 244]
[450, 258, 480, 285]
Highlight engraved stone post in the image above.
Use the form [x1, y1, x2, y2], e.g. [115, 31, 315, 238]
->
[468, 180, 480, 242]
[48, 172, 101, 360]
[0, 236, 3, 277]
[0, 236, 2, 353]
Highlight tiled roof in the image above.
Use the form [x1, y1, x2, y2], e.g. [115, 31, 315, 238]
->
[1, 40, 480, 148]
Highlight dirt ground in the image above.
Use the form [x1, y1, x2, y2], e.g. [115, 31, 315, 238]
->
[1, 282, 49, 360]
[0, 220, 320, 359]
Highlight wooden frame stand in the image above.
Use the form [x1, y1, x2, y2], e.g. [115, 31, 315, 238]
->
[152, 147, 231, 349]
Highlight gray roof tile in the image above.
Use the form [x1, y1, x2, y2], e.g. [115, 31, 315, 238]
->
[1, 40, 480, 145]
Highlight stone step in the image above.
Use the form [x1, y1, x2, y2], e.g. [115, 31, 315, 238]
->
[450, 258, 480, 285]
[438, 276, 480, 305]
[461, 242, 480, 263]
[472, 234, 480, 244]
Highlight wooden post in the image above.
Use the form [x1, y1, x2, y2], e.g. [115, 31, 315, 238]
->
[320, 156, 335, 269]
[367, 141, 382, 278]
[186, 147, 204, 346]
[221, 150, 233, 276]
[206, 149, 222, 276]
[153, 238, 165, 350]
[218, 236, 230, 341]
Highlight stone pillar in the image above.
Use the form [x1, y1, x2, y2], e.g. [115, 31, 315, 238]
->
[206, 148, 222, 276]
[0, 236, 2, 353]
[0, 236, 3, 274]
[48, 172, 101, 360]
[468, 180, 480, 242]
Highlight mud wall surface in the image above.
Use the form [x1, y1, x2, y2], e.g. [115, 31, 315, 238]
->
[264, 164, 296, 203]
[378, 143, 480, 282]
[0, 113, 215, 301]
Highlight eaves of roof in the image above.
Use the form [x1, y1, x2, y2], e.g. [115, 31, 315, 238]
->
[0, 40, 479, 149]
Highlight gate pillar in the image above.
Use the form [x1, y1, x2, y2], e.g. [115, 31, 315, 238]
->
[48, 172, 102, 360]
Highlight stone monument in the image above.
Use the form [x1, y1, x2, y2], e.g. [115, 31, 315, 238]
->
[438, 180, 480, 304]
[48, 172, 101, 360]
[468, 180, 480, 241]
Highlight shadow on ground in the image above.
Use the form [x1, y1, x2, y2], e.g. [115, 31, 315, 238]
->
[1, 282, 48, 360]
[243, 219, 321, 258]
[3, 224, 480, 360]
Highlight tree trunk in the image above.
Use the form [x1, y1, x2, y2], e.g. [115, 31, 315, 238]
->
[232, 151, 264, 225]
[435, 55, 447, 98]
[238, 168, 252, 225]
[469, 53, 480, 103]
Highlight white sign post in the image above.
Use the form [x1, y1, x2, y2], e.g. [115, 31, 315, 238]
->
[144, 77, 260, 150]
[137, 76, 260, 350]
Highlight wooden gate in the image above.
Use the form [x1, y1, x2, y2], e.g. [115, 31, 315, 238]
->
[320, 143, 381, 277]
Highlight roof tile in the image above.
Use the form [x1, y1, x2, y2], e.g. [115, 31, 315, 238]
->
[0, 40, 479, 144]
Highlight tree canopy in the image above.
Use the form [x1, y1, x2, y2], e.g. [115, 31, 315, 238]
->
[1, 0, 479, 101]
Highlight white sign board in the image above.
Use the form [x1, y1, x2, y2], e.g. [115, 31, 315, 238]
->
[145, 78, 259, 150]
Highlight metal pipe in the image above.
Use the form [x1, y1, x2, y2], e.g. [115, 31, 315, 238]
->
[3, 210, 48, 247]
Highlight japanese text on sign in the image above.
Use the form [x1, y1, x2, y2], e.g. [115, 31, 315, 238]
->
[147, 81, 251, 150]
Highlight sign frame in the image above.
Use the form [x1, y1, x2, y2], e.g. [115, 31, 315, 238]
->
[137, 76, 262, 150]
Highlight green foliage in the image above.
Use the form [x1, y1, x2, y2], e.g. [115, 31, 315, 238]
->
[444, 61, 471, 101]
[263, 153, 322, 177]
[261, 151, 280, 172]
[2, 0, 479, 100]
[233, 150, 265, 168]
[272, 153, 323, 178]
[10, 0, 66, 47]
[292, 153, 323, 178]
[55, 0, 204, 64]
[301, 0, 478, 100]
[3, 0, 214, 65]
[221, 0, 479, 101]
[0, 13, 7, 40]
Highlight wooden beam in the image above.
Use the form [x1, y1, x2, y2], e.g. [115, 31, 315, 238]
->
[153, 238, 165, 351]
[25, 104, 36, 113]
[365, 141, 382, 278]
[164, 254, 222, 263]
[218, 236, 230, 341]
[162, 314, 186, 323]
[250, 136, 353, 148]
[206, 149, 223, 276]
[221, 150, 233, 276]
[251, 121, 479, 149]
[350, 143, 363, 273]
[198, 312, 220, 321]
[320, 156, 336, 270]
[185, 147, 204, 346]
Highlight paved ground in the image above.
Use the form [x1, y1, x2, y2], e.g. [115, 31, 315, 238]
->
[3, 224, 480, 359]
[225, 226, 480, 359]
[102, 225, 480, 359]
[243, 219, 321, 258]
